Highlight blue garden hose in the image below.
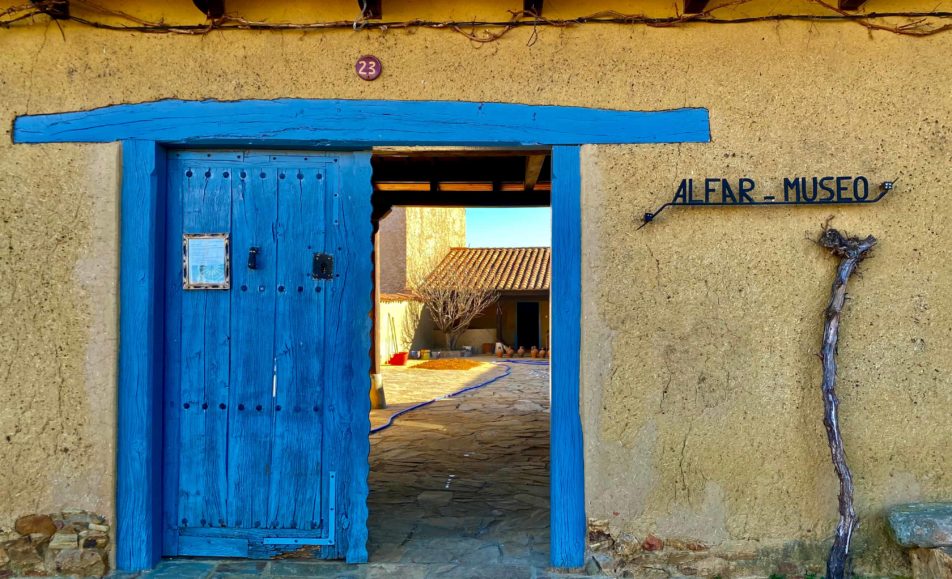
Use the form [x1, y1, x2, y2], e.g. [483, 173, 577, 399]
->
[370, 359, 551, 435]
[371, 362, 527, 434]
[502, 359, 550, 366]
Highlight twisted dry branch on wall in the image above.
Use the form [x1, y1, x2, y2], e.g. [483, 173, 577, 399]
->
[2, 0, 952, 41]
[816, 226, 877, 579]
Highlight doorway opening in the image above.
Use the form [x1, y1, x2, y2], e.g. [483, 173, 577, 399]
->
[368, 148, 553, 571]
[516, 302, 542, 353]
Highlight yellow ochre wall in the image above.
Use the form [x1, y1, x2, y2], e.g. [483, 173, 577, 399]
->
[377, 207, 466, 294]
[1, 0, 951, 575]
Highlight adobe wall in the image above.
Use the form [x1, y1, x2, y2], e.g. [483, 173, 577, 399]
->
[377, 207, 408, 294]
[377, 207, 466, 293]
[403, 207, 466, 289]
[1, 0, 950, 575]
[378, 298, 433, 361]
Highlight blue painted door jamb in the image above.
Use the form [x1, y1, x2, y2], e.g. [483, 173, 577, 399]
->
[13, 99, 712, 572]
[550, 146, 586, 568]
[117, 140, 166, 570]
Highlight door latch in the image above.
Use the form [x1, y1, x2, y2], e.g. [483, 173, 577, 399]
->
[312, 253, 334, 280]
[248, 247, 260, 270]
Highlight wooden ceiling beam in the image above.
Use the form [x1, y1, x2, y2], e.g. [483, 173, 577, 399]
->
[683, 0, 710, 14]
[524, 154, 547, 191]
[375, 181, 551, 193]
[372, 148, 550, 158]
[838, 0, 867, 9]
[374, 188, 551, 208]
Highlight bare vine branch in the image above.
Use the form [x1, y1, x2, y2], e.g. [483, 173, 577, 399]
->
[2, 0, 952, 40]
[816, 225, 877, 579]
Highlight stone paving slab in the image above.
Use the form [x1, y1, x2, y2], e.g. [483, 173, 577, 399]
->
[101, 559, 609, 578]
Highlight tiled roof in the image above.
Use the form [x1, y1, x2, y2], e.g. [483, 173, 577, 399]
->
[380, 292, 421, 303]
[426, 247, 550, 292]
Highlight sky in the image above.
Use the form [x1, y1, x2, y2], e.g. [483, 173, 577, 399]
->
[465, 208, 551, 248]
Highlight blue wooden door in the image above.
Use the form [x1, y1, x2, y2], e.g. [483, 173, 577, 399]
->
[163, 151, 373, 561]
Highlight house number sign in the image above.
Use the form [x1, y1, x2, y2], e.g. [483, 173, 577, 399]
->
[355, 55, 382, 81]
[640, 175, 894, 227]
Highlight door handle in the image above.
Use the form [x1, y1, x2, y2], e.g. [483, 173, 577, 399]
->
[248, 247, 260, 270]
[312, 253, 334, 280]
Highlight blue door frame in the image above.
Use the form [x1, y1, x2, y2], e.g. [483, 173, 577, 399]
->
[13, 99, 710, 572]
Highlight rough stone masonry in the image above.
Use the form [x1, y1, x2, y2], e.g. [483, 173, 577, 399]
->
[0, 511, 109, 577]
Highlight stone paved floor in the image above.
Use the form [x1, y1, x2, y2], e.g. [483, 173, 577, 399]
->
[103, 358, 596, 578]
[367, 358, 551, 569]
[111, 557, 599, 578]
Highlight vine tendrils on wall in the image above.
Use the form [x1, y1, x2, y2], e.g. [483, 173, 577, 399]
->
[2, 0, 952, 42]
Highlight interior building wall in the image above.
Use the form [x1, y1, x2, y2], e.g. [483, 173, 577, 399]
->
[377, 207, 466, 294]
[378, 298, 433, 362]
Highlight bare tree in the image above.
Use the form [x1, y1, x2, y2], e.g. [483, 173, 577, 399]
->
[413, 268, 498, 350]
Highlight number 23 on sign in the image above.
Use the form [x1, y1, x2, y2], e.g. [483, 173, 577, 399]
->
[355, 55, 382, 81]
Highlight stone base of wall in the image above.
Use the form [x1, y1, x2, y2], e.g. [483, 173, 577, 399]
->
[587, 520, 830, 578]
[0, 511, 109, 577]
[910, 547, 952, 579]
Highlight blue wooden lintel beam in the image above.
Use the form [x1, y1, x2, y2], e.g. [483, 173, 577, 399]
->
[13, 99, 710, 146]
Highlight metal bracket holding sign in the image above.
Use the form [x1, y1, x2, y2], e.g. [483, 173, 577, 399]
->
[182, 233, 231, 289]
[639, 176, 895, 228]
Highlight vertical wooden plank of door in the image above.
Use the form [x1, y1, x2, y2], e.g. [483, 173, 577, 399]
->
[322, 153, 373, 563]
[269, 165, 328, 532]
[162, 159, 184, 555]
[227, 167, 279, 530]
[550, 145, 586, 568]
[179, 164, 231, 532]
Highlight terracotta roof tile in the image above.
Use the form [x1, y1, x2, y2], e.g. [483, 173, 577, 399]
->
[379, 291, 421, 303]
[426, 247, 550, 292]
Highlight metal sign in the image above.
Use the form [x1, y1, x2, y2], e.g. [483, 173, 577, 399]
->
[640, 176, 894, 228]
[355, 55, 382, 81]
[182, 233, 230, 289]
